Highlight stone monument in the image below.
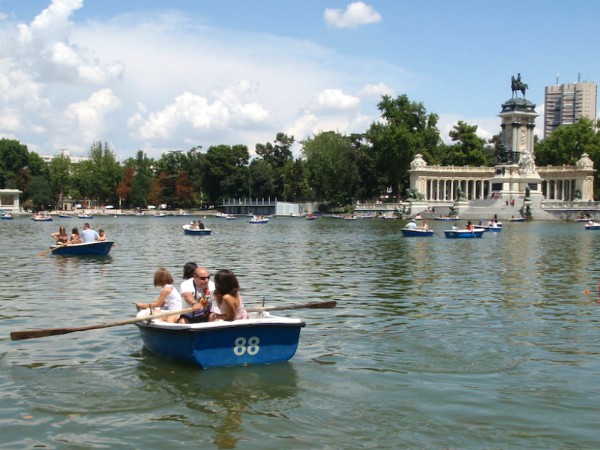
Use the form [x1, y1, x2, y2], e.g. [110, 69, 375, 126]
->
[490, 74, 542, 217]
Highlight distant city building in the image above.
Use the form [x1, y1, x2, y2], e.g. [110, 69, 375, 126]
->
[40, 149, 89, 164]
[544, 81, 597, 138]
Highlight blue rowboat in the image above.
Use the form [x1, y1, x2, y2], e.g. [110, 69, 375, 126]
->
[444, 229, 485, 239]
[401, 228, 434, 237]
[585, 223, 600, 230]
[51, 241, 114, 256]
[1, 213, 13, 220]
[182, 224, 212, 235]
[475, 225, 502, 232]
[135, 312, 305, 368]
[510, 217, 525, 222]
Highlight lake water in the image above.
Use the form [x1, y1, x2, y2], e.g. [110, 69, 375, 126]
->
[2, 215, 600, 448]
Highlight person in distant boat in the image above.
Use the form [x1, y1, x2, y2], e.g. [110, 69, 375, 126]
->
[190, 220, 199, 229]
[197, 219, 205, 229]
[80, 222, 99, 243]
[405, 219, 418, 230]
[134, 268, 182, 323]
[178, 265, 217, 324]
[210, 269, 248, 321]
[51, 226, 69, 244]
[69, 227, 82, 244]
[452, 224, 458, 231]
[97, 229, 107, 241]
[466, 221, 474, 231]
[421, 220, 429, 231]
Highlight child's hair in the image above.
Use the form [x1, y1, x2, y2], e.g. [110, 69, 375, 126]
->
[154, 268, 174, 287]
[72, 227, 79, 234]
[99, 228, 105, 233]
[214, 269, 240, 296]
[182, 262, 198, 279]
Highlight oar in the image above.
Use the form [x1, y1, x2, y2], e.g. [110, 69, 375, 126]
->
[9, 301, 336, 341]
[247, 300, 336, 312]
[37, 241, 69, 257]
[10, 307, 194, 341]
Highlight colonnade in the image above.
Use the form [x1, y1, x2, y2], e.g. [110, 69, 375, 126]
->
[541, 178, 577, 201]
[421, 178, 492, 201]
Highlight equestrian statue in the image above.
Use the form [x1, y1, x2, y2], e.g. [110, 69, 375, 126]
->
[511, 73, 528, 98]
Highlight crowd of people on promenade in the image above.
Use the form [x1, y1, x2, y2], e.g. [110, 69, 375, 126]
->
[50, 222, 107, 245]
[134, 263, 248, 324]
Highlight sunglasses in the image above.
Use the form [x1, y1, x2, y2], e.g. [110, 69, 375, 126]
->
[194, 275, 210, 280]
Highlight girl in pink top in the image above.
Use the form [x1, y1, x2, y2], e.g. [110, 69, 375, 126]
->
[211, 269, 248, 321]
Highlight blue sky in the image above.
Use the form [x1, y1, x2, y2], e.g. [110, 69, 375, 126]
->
[0, 0, 598, 160]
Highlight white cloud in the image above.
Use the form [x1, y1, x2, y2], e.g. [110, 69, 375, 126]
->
[11, 0, 123, 85]
[130, 83, 272, 141]
[63, 88, 121, 142]
[314, 88, 361, 112]
[324, 2, 382, 29]
[0, 1, 418, 159]
[358, 83, 395, 98]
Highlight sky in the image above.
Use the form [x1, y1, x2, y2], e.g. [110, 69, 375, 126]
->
[0, 0, 598, 161]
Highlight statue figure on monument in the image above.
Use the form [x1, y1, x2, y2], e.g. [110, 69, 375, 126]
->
[511, 73, 528, 98]
[519, 148, 536, 174]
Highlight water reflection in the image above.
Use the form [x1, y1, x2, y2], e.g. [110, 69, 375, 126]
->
[135, 352, 299, 448]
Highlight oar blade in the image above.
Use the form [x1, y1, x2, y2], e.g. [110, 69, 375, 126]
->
[11, 328, 78, 340]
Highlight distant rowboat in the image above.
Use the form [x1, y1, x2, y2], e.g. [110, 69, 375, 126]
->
[182, 224, 212, 235]
[444, 229, 485, 239]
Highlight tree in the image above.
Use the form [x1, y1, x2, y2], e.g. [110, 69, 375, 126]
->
[254, 133, 295, 198]
[116, 167, 135, 209]
[0, 139, 29, 189]
[87, 141, 123, 206]
[302, 131, 367, 206]
[204, 145, 250, 201]
[48, 154, 72, 208]
[366, 95, 441, 196]
[130, 151, 155, 208]
[28, 176, 53, 210]
[535, 118, 600, 166]
[440, 121, 488, 166]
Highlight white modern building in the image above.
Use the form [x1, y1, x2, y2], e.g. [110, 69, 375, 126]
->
[544, 81, 597, 138]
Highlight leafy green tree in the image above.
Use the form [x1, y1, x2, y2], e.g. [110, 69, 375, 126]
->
[366, 95, 441, 196]
[87, 141, 123, 206]
[71, 160, 96, 205]
[204, 145, 250, 201]
[440, 121, 487, 166]
[0, 138, 29, 189]
[535, 118, 600, 166]
[28, 176, 53, 210]
[248, 159, 275, 199]
[49, 154, 72, 208]
[535, 118, 600, 197]
[254, 133, 294, 198]
[302, 131, 366, 206]
[129, 151, 155, 208]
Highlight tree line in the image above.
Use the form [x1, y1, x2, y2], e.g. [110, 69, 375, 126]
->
[1, 94, 599, 211]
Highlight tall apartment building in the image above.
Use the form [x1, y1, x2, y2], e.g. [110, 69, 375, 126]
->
[544, 81, 597, 138]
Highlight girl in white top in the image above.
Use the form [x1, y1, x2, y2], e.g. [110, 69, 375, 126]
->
[135, 268, 182, 323]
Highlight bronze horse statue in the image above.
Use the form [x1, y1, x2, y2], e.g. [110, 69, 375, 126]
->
[511, 75, 528, 98]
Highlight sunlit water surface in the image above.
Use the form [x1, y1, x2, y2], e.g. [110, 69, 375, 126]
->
[2, 216, 600, 448]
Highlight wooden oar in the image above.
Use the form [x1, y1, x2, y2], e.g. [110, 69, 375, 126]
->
[9, 300, 336, 341]
[37, 241, 69, 257]
[10, 307, 194, 341]
[247, 300, 337, 312]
